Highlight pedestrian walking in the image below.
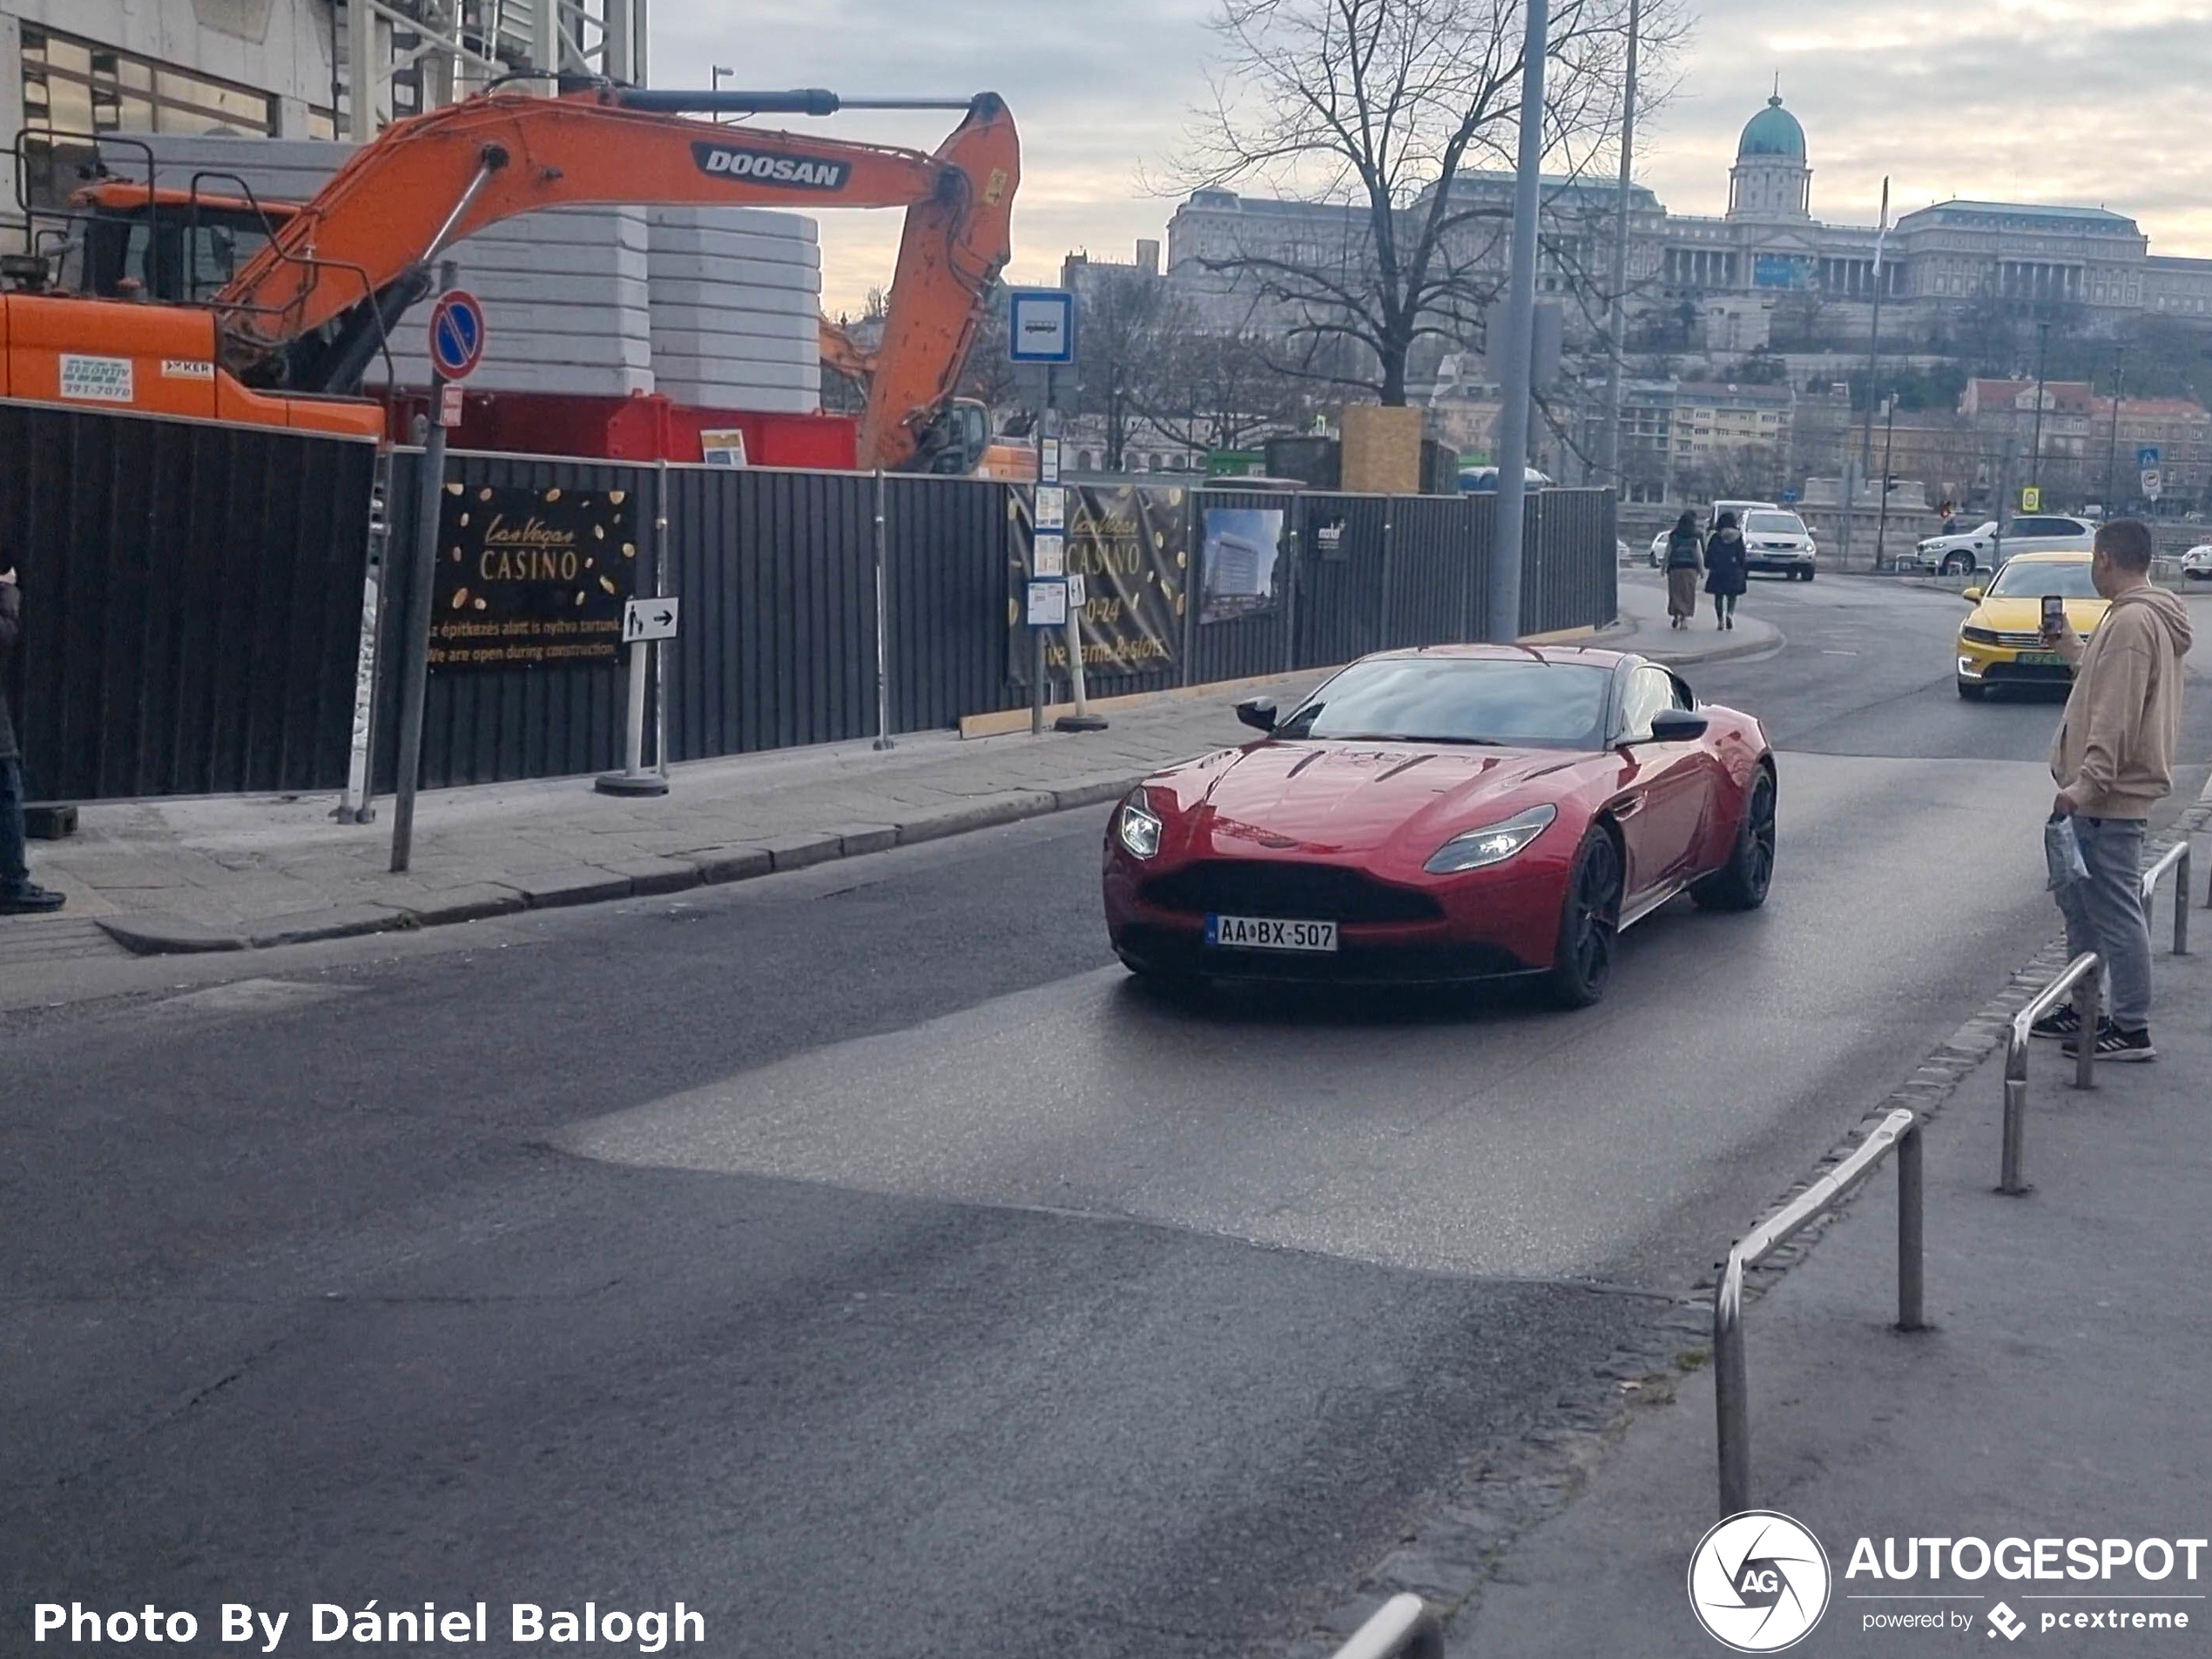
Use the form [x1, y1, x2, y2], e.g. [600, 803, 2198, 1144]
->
[2030, 518, 2192, 1061]
[1663, 510, 1703, 630]
[1703, 510, 1748, 630]
[1, 557, 66, 914]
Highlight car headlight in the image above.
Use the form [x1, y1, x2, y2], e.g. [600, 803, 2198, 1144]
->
[1424, 803, 1557, 874]
[1116, 790, 1163, 860]
[1960, 625, 2000, 644]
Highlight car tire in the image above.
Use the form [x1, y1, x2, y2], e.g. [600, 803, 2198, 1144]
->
[1546, 826, 1623, 1008]
[1800, 568, 1815, 583]
[1691, 765, 1777, 913]
[1957, 680, 1987, 701]
[1939, 553, 1973, 577]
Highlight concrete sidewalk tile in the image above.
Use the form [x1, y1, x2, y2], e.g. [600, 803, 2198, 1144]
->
[894, 791, 1058, 846]
[93, 913, 249, 956]
[685, 844, 773, 885]
[600, 856, 704, 897]
[759, 832, 844, 873]
[245, 903, 415, 948]
[509, 868, 637, 909]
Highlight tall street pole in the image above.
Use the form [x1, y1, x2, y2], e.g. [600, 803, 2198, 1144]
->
[2028, 319, 2051, 507]
[1487, 0, 1549, 644]
[2103, 347, 2126, 509]
[1599, 0, 1640, 491]
[1856, 177, 1891, 484]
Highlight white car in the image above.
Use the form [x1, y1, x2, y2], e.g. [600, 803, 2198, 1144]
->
[1907, 515, 2095, 576]
[1737, 508, 1818, 582]
[1649, 529, 1670, 567]
[2182, 543, 2212, 582]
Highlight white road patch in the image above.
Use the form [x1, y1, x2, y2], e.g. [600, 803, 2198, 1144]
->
[560, 752, 2063, 1282]
[155, 978, 358, 1016]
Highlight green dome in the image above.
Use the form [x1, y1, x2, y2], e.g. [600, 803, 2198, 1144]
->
[1738, 95, 1805, 160]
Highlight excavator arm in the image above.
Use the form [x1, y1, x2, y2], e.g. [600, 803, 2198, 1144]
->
[212, 86, 1017, 470]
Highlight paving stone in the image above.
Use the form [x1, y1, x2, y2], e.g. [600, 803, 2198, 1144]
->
[758, 833, 843, 873]
[827, 823, 900, 858]
[509, 868, 637, 908]
[390, 883, 528, 926]
[600, 856, 704, 896]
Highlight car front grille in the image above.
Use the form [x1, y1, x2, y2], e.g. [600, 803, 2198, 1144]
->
[1993, 631, 2045, 648]
[1140, 860, 1445, 923]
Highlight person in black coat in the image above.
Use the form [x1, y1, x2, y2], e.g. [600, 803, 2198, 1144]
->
[1663, 509, 1703, 629]
[0, 561, 65, 914]
[1703, 511, 1749, 630]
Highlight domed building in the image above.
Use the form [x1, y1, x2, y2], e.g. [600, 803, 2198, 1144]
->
[1727, 93, 1811, 220]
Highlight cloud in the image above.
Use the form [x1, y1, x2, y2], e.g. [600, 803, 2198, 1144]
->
[649, 0, 2212, 314]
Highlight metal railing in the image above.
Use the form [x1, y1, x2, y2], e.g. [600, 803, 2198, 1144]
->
[2000, 952, 2101, 1197]
[1328, 1595, 1443, 1659]
[1715, 1108, 1923, 1518]
[2141, 840, 2194, 956]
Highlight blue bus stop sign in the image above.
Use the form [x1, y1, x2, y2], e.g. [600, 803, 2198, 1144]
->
[429, 290, 487, 380]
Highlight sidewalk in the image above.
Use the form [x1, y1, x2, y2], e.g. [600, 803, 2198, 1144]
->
[1, 602, 1761, 970]
[1445, 800, 2212, 1656]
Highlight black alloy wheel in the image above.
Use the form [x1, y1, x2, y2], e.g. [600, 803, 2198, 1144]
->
[1547, 827, 1623, 1008]
[1692, 765, 1777, 912]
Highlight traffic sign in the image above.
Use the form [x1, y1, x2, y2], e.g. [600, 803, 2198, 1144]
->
[2020, 485, 2042, 512]
[2142, 468, 2163, 501]
[428, 290, 486, 380]
[622, 596, 680, 644]
[2138, 445, 2161, 469]
[1007, 288, 1076, 363]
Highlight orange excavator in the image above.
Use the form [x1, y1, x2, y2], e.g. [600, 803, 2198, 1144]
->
[0, 83, 1018, 469]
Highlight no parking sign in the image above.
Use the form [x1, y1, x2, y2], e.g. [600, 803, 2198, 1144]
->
[428, 290, 486, 380]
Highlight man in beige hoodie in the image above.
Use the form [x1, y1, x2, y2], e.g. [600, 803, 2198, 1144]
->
[2032, 518, 2193, 1061]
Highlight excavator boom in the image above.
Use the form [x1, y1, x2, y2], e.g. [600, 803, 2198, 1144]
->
[11, 87, 1018, 470]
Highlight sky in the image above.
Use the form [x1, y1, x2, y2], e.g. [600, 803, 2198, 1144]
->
[651, 0, 2212, 315]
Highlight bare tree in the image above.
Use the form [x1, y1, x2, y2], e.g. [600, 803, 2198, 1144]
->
[1173, 0, 1676, 406]
[1142, 329, 1311, 455]
[1070, 267, 1188, 469]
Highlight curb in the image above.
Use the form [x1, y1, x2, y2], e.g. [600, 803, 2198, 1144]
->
[90, 778, 1153, 958]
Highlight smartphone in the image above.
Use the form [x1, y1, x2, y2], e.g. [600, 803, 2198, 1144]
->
[2040, 594, 2065, 632]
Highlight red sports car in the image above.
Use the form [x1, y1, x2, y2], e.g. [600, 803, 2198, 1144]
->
[1102, 645, 1776, 1006]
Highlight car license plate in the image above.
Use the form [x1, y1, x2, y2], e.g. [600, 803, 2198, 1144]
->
[1204, 914, 1339, 953]
[2016, 651, 2065, 666]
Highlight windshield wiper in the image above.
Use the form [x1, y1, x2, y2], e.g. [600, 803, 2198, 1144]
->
[1330, 732, 1507, 745]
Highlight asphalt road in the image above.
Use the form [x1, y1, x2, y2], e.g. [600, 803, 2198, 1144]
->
[6, 576, 2206, 1657]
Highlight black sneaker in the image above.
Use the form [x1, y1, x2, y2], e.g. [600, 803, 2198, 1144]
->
[2062, 1021, 2156, 1062]
[0, 884, 65, 915]
[2029, 1004, 2082, 1040]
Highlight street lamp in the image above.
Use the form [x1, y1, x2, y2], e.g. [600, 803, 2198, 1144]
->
[711, 64, 734, 121]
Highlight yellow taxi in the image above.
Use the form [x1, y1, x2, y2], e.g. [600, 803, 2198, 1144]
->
[1955, 551, 2107, 700]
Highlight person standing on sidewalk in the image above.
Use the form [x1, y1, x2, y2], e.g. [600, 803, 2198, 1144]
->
[2030, 518, 2191, 1060]
[0, 561, 65, 914]
[1663, 511, 1703, 630]
[1703, 511, 1748, 630]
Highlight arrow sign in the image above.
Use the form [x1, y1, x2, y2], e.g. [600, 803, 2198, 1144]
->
[623, 596, 680, 644]
[428, 290, 487, 380]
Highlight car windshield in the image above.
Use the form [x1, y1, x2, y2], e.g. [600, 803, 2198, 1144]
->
[1988, 561, 2100, 598]
[1744, 511, 1805, 536]
[1277, 658, 1613, 749]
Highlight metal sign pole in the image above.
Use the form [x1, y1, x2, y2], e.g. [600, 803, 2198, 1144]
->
[655, 456, 671, 779]
[872, 467, 894, 751]
[1485, 0, 1548, 644]
[389, 262, 458, 873]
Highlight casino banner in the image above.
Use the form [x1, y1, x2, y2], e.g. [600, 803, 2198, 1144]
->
[428, 482, 637, 671]
[1008, 484, 1187, 683]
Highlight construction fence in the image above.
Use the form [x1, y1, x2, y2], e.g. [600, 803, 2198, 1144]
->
[2, 401, 1618, 801]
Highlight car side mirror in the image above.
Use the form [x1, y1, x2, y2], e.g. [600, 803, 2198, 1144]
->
[1235, 696, 1278, 733]
[1961, 586, 1984, 601]
[1648, 709, 1709, 742]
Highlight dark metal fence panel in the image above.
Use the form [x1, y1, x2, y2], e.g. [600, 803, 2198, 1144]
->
[883, 474, 1011, 732]
[662, 464, 876, 759]
[375, 448, 653, 790]
[1, 400, 374, 800]
[1521, 488, 1617, 637]
[1292, 495, 1389, 669]
[1187, 485, 1298, 685]
[1386, 494, 1484, 648]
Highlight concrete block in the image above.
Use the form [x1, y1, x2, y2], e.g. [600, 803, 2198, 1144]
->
[94, 913, 247, 955]
[759, 833, 842, 872]
[649, 328, 816, 366]
[1049, 773, 1147, 810]
[245, 904, 413, 948]
[600, 857, 704, 896]
[510, 868, 637, 909]
[686, 844, 774, 884]
[646, 203, 819, 243]
[647, 254, 822, 294]
[895, 792, 1059, 845]
[393, 884, 528, 927]
[829, 823, 900, 858]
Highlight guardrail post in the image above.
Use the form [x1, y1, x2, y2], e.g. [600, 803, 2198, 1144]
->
[2176, 845, 2191, 954]
[1897, 1120, 1925, 1332]
[1714, 1255, 1749, 1517]
[2075, 966, 2101, 1093]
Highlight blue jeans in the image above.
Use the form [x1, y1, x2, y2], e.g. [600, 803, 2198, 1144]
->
[2054, 815, 2153, 1028]
[0, 758, 28, 895]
